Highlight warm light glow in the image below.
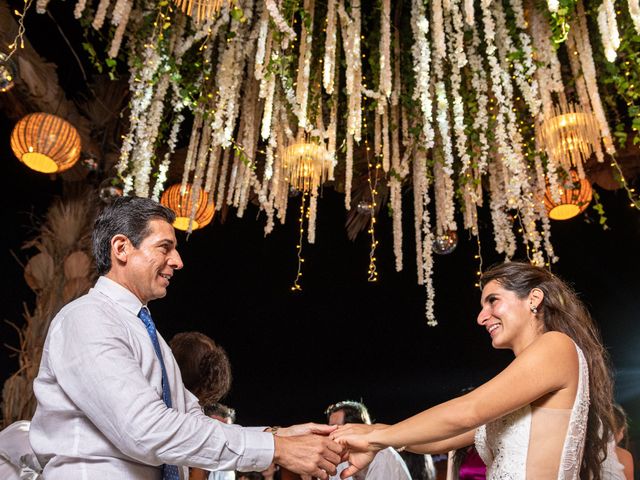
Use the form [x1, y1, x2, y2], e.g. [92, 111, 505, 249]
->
[0, 53, 17, 93]
[538, 103, 601, 174]
[10, 113, 81, 173]
[281, 138, 333, 192]
[544, 171, 593, 220]
[160, 183, 215, 231]
[172, 0, 230, 23]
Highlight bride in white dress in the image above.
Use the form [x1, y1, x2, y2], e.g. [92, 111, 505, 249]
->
[332, 262, 616, 480]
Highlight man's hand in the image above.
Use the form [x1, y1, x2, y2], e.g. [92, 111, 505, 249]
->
[339, 450, 376, 479]
[273, 434, 343, 480]
[277, 422, 337, 437]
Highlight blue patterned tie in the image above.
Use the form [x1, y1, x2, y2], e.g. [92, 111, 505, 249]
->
[138, 307, 180, 480]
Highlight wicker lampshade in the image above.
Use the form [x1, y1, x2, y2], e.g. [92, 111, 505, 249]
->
[537, 103, 601, 174]
[173, 0, 230, 23]
[282, 140, 333, 192]
[10, 113, 81, 173]
[160, 183, 215, 231]
[544, 171, 593, 220]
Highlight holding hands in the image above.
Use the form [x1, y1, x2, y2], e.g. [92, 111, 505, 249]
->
[330, 423, 387, 479]
[273, 423, 342, 479]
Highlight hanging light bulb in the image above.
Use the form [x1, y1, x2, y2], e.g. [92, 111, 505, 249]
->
[0, 53, 17, 93]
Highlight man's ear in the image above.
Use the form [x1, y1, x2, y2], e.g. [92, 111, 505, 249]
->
[111, 234, 130, 265]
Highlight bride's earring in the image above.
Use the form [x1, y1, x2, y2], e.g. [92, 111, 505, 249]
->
[530, 304, 538, 314]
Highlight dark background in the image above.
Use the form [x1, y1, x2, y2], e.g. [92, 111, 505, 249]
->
[1, 0, 640, 464]
[2, 121, 639, 435]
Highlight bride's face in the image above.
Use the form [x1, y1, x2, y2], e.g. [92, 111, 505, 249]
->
[477, 280, 539, 352]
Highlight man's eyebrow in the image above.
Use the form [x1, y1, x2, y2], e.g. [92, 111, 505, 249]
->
[156, 238, 176, 247]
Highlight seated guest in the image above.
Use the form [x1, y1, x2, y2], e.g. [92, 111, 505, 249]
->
[325, 400, 411, 480]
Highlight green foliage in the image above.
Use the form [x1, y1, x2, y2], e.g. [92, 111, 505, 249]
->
[591, 189, 609, 230]
[548, 0, 578, 46]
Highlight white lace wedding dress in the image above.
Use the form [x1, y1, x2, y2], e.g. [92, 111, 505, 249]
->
[474, 343, 589, 479]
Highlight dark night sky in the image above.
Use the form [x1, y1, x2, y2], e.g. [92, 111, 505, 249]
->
[2, 116, 640, 436]
[1, 2, 640, 454]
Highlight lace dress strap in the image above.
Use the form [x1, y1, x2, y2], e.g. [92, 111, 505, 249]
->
[557, 344, 590, 480]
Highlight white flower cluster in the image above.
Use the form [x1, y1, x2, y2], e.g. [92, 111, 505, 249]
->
[379, 0, 392, 98]
[597, 0, 621, 62]
[574, 0, 615, 155]
[467, 26, 490, 175]
[265, 0, 296, 48]
[323, 0, 338, 94]
[294, 0, 315, 129]
[410, 0, 434, 150]
[92, 0, 111, 30]
[507, 0, 541, 117]
[629, 0, 640, 33]
[108, 0, 132, 58]
[117, 43, 163, 195]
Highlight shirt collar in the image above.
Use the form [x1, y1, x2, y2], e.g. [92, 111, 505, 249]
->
[94, 276, 147, 316]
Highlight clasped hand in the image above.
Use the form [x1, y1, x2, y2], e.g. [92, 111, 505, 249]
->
[330, 423, 384, 479]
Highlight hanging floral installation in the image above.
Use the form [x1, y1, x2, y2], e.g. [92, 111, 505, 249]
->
[22, 0, 640, 324]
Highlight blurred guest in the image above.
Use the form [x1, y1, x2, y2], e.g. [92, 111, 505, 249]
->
[205, 403, 237, 425]
[612, 404, 634, 480]
[398, 450, 436, 480]
[236, 472, 265, 480]
[325, 400, 411, 480]
[170, 331, 232, 406]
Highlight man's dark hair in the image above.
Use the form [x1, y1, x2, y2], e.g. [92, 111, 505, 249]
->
[203, 402, 236, 423]
[325, 400, 371, 424]
[169, 332, 232, 406]
[92, 196, 176, 275]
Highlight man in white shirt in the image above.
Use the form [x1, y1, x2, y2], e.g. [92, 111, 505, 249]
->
[325, 401, 411, 480]
[30, 196, 341, 480]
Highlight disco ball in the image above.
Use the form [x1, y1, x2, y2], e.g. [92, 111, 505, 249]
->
[433, 230, 458, 255]
[99, 178, 124, 203]
[356, 201, 373, 214]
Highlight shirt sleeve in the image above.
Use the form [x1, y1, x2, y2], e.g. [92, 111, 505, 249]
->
[48, 306, 274, 472]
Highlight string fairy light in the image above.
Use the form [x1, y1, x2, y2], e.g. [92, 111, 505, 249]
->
[291, 189, 308, 291]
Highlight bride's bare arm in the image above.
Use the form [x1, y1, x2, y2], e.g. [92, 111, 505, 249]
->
[334, 332, 578, 450]
[406, 430, 476, 454]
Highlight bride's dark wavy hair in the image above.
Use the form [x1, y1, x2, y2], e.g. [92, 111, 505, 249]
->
[480, 261, 614, 480]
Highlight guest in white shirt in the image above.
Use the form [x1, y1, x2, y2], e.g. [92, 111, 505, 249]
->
[325, 401, 411, 480]
[30, 196, 342, 480]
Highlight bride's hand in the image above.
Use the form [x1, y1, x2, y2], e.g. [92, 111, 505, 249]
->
[330, 423, 385, 450]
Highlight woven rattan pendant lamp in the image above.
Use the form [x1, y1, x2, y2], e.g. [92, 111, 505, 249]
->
[10, 113, 81, 174]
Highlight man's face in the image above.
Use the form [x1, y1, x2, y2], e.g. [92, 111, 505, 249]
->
[123, 219, 183, 304]
[328, 409, 345, 426]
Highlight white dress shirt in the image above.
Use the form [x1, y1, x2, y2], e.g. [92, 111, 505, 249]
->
[331, 447, 411, 480]
[30, 276, 273, 479]
[0, 421, 40, 480]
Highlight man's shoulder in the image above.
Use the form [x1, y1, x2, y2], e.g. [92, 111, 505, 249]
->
[50, 287, 124, 333]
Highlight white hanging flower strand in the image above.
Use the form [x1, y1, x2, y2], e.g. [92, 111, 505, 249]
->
[323, 0, 338, 94]
[265, 0, 297, 48]
[629, 0, 640, 33]
[597, 0, 621, 62]
[410, 0, 434, 150]
[379, 0, 392, 98]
